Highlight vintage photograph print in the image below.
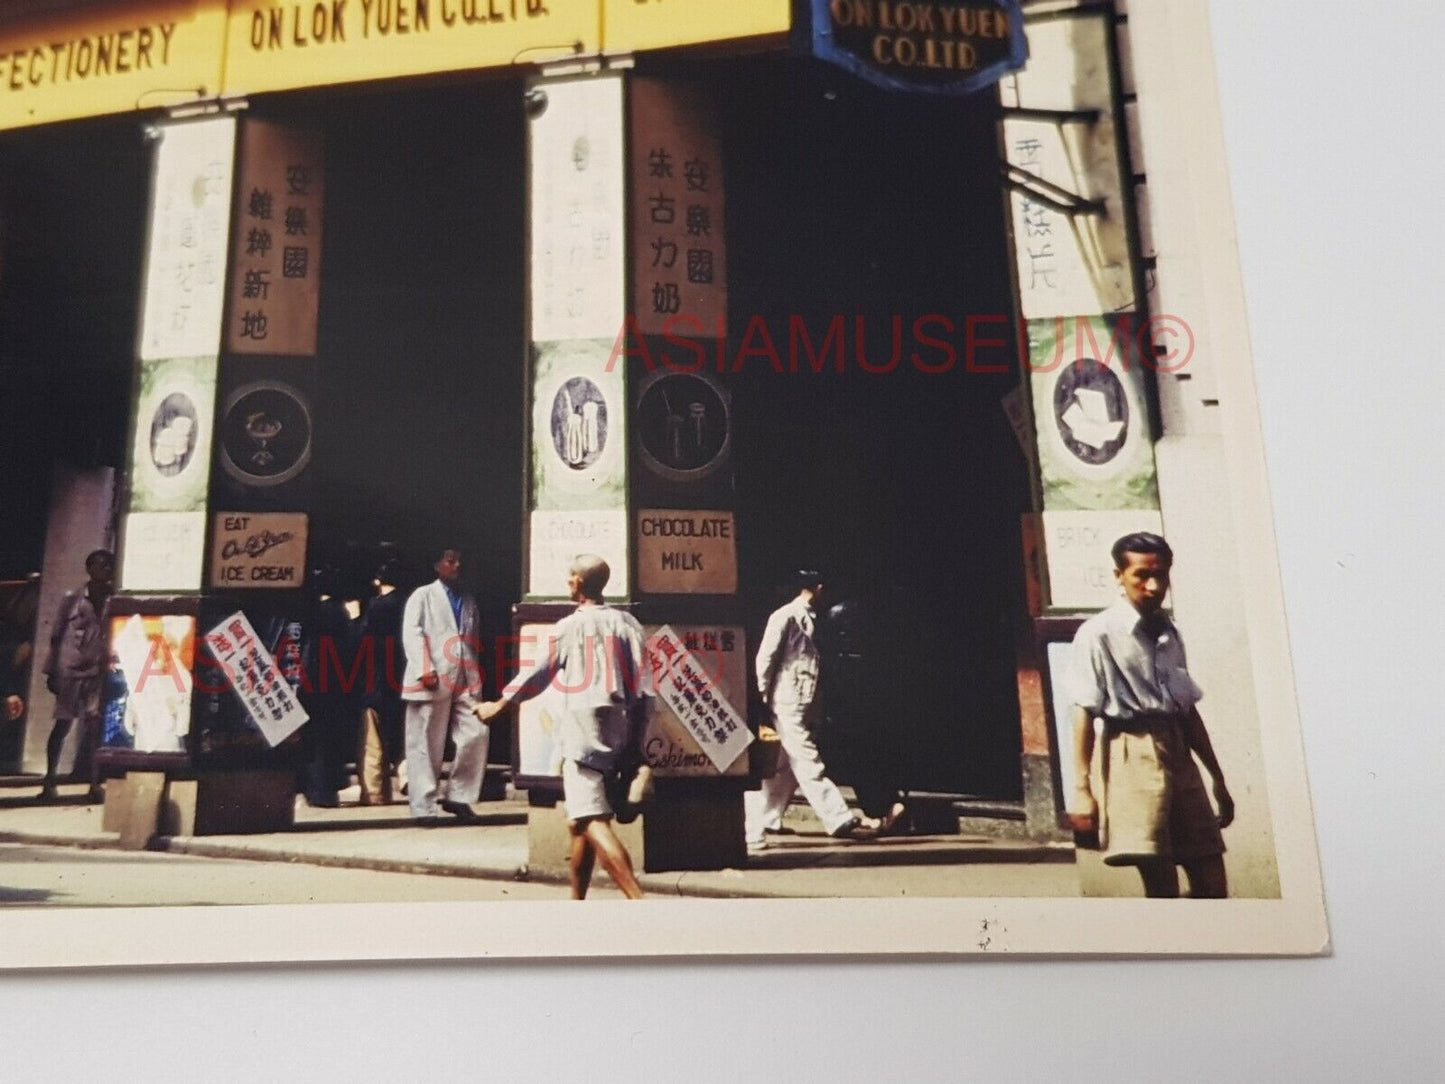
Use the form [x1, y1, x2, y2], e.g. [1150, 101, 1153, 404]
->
[0, 0, 1326, 965]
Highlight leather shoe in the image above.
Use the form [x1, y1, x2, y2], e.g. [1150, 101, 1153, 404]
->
[440, 799, 480, 823]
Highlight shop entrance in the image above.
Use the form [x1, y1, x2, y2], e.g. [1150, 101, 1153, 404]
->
[300, 80, 527, 699]
[716, 57, 1032, 799]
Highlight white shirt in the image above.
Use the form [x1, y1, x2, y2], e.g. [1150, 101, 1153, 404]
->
[755, 596, 821, 706]
[503, 604, 653, 770]
[1069, 598, 1203, 720]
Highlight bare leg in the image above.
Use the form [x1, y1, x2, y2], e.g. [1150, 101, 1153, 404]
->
[1136, 857, 1181, 898]
[583, 818, 643, 900]
[568, 822, 597, 900]
[1182, 856, 1228, 899]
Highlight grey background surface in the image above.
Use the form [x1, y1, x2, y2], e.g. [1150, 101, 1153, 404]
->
[5, 0, 1443, 1076]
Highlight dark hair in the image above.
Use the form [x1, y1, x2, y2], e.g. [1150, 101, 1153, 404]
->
[430, 545, 461, 567]
[85, 549, 114, 570]
[792, 568, 824, 592]
[1111, 532, 1173, 570]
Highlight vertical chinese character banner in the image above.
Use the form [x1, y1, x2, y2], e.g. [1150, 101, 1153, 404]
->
[627, 79, 737, 594]
[526, 75, 629, 599]
[629, 77, 727, 339]
[1001, 13, 1161, 610]
[227, 121, 324, 356]
[122, 116, 236, 593]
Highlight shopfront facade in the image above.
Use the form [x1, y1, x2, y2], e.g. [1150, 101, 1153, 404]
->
[0, 0, 1281, 895]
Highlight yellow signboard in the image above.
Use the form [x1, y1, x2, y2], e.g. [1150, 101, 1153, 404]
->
[604, 0, 790, 54]
[221, 0, 600, 97]
[0, 0, 791, 133]
[0, 1, 226, 132]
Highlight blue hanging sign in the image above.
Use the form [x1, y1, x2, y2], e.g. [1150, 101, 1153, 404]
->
[804, 0, 1028, 97]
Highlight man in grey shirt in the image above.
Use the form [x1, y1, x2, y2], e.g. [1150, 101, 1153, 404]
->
[477, 554, 649, 900]
[40, 549, 113, 802]
[1069, 532, 1234, 898]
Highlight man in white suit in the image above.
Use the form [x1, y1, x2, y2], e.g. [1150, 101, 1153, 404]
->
[745, 570, 879, 848]
[401, 547, 490, 823]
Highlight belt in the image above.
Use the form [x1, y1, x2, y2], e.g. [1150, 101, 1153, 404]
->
[1103, 713, 1185, 734]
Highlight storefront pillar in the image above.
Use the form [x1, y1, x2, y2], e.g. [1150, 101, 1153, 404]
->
[100, 111, 327, 837]
[517, 67, 751, 873]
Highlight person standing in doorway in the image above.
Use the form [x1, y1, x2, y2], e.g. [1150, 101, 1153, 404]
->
[746, 570, 880, 848]
[1069, 532, 1235, 898]
[400, 546, 489, 824]
[39, 549, 113, 803]
[475, 554, 649, 901]
[357, 553, 407, 805]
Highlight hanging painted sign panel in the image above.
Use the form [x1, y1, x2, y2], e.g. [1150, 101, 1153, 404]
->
[640, 624, 748, 777]
[202, 609, 310, 747]
[222, 0, 595, 98]
[807, 0, 1026, 97]
[527, 509, 628, 599]
[629, 77, 727, 337]
[1002, 15, 1134, 318]
[634, 369, 731, 482]
[128, 354, 217, 513]
[227, 121, 324, 356]
[1041, 508, 1163, 612]
[119, 510, 207, 592]
[644, 624, 751, 774]
[637, 510, 737, 595]
[529, 74, 626, 343]
[104, 611, 195, 753]
[530, 339, 626, 510]
[217, 378, 315, 489]
[513, 621, 563, 780]
[209, 513, 309, 589]
[1028, 315, 1159, 511]
[139, 116, 236, 361]
[0, 1, 226, 132]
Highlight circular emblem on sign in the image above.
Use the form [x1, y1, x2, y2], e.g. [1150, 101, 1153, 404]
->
[636, 371, 730, 482]
[1053, 358, 1129, 466]
[148, 392, 199, 478]
[220, 380, 313, 487]
[550, 377, 608, 471]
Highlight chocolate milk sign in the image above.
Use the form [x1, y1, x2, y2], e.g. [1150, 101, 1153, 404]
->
[805, 0, 1026, 96]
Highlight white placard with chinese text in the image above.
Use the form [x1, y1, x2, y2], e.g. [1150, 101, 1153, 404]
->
[203, 610, 309, 747]
[139, 116, 236, 360]
[645, 623, 751, 773]
[528, 74, 626, 343]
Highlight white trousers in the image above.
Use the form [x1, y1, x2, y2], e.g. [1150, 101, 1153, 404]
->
[745, 700, 853, 842]
[404, 695, 489, 818]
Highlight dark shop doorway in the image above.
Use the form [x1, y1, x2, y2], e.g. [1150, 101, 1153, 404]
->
[716, 56, 1032, 800]
[298, 79, 528, 705]
[0, 116, 146, 579]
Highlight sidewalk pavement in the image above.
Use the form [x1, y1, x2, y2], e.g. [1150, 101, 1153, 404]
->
[0, 781, 1079, 900]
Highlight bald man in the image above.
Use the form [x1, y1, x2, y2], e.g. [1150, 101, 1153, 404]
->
[476, 555, 650, 900]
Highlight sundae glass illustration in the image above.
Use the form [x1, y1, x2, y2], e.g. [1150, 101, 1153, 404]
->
[246, 411, 283, 468]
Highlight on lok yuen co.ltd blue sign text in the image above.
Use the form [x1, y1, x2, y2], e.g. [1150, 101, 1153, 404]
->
[806, 0, 1027, 96]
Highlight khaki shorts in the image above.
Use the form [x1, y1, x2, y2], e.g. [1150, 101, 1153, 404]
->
[562, 759, 612, 823]
[1094, 722, 1225, 866]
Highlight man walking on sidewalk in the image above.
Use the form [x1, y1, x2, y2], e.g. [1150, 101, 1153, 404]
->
[746, 570, 879, 848]
[401, 546, 489, 824]
[1068, 532, 1235, 898]
[476, 554, 649, 900]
